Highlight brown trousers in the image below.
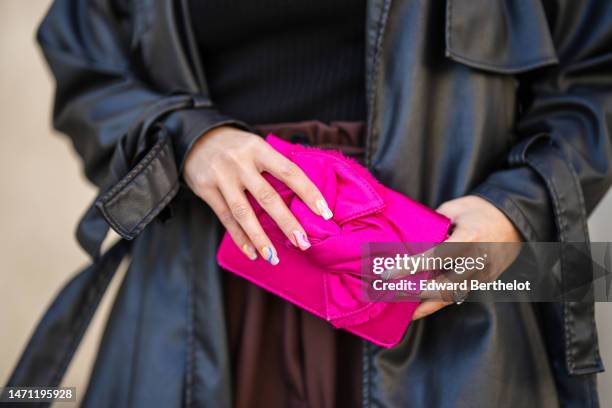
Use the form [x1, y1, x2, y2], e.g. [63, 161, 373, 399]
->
[222, 121, 365, 408]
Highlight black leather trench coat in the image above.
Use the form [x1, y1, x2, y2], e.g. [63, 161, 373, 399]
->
[8, 0, 612, 407]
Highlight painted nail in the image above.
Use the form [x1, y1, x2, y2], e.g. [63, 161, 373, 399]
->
[242, 244, 257, 260]
[292, 230, 311, 250]
[261, 246, 279, 265]
[316, 199, 333, 220]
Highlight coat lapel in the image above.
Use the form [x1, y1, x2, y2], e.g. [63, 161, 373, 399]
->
[365, 0, 393, 168]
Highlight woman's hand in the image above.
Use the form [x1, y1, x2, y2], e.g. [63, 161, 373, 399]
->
[412, 195, 523, 320]
[183, 126, 332, 264]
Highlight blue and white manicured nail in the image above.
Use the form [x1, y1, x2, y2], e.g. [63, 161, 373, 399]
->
[316, 200, 333, 220]
[261, 246, 279, 265]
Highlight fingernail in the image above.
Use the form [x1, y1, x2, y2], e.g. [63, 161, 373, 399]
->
[292, 230, 311, 250]
[316, 200, 333, 220]
[242, 244, 257, 260]
[261, 246, 279, 265]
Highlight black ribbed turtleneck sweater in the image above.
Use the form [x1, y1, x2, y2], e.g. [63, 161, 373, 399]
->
[189, 0, 367, 125]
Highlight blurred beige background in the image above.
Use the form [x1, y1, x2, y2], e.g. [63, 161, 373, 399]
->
[0, 1, 611, 406]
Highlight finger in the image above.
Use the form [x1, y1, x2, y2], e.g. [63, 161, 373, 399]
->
[445, 225, 477, 243]
[386, 240, 487, 285]
[412, 300, 452, 320]
[202, 188, 258, 261]
[384, 223, 479, 279]
[241, 168, 311, 251]
[436, 200, 463, 219]
[218, 182, 280, 265]
[257, 145, 333, 220]
[401, 225, 480, 275]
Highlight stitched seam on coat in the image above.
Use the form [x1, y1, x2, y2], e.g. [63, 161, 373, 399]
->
[365, 0, 392, 168]
[104, 140, 176, 224]
[101, 180, 179, 239]
[99, 142, 179, 238]
[529, 151, 599, 373]
[590, 301, 602, 369]
[96, 137, 170, 238]
[445, 0, 557, 73]
[473, 185, 539, 242]
[104, 144, 170, 209]
[363, 2, 391, 402]
[99, 136, 168, 204]
[128, 182, 179, 236]
[565, 154, 601, 370]
[447, 52, 558, 73]
[527, 156, 575, 371]
[572, 362, 603, 371]
[445, 0, 453, 58]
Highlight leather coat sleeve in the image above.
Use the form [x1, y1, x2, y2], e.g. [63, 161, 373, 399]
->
[472, 0, 612, 244]
[37, 0, 249, 256]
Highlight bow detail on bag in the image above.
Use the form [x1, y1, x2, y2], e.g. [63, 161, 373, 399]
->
[218, 135, 450, 347]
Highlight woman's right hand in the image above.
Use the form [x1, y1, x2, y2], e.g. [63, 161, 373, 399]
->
[183, 125, 333, 265]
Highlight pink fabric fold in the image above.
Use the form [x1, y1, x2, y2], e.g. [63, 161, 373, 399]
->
[217, 135, 450, 347]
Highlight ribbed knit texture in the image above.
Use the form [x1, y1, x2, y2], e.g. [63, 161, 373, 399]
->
[189, 0, 367, 124]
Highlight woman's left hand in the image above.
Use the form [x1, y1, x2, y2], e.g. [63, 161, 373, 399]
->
[412, 195, 523, 320]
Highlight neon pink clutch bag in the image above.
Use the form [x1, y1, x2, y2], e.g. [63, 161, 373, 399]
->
[217, 135, 450, 347]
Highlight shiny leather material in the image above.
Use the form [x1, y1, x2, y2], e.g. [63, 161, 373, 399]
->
[7, 0, 611, 407]
[445, 0, 558, 73]
[96, 132, 178, 240]
[364, 0, 608, 406]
